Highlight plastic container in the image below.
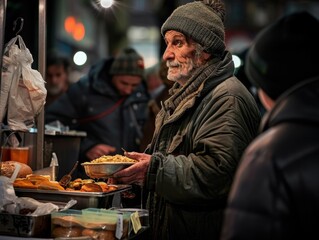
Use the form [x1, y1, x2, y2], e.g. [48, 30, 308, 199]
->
[51, 209, 130, 239]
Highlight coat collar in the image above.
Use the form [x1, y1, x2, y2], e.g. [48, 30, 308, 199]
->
[163, 51, 234, 119]
[260, 77, 319, 132]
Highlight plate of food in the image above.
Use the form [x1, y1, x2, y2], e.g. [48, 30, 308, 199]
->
[81, 154, 137, 179]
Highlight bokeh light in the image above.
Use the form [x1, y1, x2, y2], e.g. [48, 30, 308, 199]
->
[100, 0, 113, 8]
[73, 51, 87, 66]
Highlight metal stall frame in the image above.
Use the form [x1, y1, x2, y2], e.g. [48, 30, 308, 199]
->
[0, 0, 46, 169]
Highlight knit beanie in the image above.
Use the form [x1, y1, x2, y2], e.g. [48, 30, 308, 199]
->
[245, 11, 319, 100]
[161, 0, 226, 55]
[109, 48, 145, 77]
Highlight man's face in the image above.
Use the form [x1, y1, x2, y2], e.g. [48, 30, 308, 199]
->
[112, 75, 142, 96]
[163, 30, 209, 86]
[46, 64, 68, 95]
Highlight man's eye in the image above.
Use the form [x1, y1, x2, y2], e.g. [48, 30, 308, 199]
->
[173, 40, 183, 47]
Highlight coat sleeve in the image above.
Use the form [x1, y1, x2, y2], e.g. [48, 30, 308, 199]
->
[151, 94, 259, 206]
[220, 134, 292, 240]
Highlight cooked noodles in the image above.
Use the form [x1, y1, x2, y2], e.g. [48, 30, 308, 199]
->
[90, 154, 137, 163]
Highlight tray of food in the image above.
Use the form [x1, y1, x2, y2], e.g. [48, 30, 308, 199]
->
[82, 154, 137, 179]
[14, 176, 132, 210]
[14, 184, 131, 210]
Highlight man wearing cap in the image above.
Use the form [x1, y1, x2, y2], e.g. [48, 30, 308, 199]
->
[45, 48, 150, 179]
[111, 0, 261, 239]
[220, 11, 319, 240]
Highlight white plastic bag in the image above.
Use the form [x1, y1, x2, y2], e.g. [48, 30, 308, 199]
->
[1, 35, 47, 131]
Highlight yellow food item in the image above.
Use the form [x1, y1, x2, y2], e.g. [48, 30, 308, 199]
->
[37, 180, 65, 191]
[13, 179, 37, 189]
[90, 154, 137, 163]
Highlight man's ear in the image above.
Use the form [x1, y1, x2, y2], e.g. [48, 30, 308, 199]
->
[258, 89, 275, 111]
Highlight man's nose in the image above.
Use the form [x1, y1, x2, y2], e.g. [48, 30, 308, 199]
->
[163, 46, 174, 61]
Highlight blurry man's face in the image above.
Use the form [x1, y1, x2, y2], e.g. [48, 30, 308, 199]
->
[112, 75, 142, 96]
[163, 30, 209, 86]
[46, 65, 68, 95]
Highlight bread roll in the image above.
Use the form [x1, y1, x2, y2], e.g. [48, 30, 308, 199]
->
[0, 161, 32, 178]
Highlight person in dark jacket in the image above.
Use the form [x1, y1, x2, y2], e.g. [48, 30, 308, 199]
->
[140, 60, 173, 152]
[220, 11, 319, 240]
[45, 48, 150, 179]
[111, 0, 261, 239]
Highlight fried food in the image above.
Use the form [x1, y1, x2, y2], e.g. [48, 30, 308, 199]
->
[37, 180, 65, 191]
[13, 179, 37, 189]
[67, 179, 118, 193]
[14, 174, 65, 191]
[80, 183, 103, 192]
[14, 176, 119, 193]
[95, 181, 109, 192]
[26, 174, 51, 184]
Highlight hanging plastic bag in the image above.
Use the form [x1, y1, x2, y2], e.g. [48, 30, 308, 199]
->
[0, 35, 47, 131]
[0, 51, 16, 124]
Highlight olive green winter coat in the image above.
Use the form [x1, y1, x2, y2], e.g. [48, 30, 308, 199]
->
[145, 51, 261, 240]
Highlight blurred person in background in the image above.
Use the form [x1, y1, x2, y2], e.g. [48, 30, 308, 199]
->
[235, 47, 266, 115]
[140, 60, 173, 152]
[111, 0, 261, 239]
[220, 11, 319, 240]
[45, 52, 71, 106]
[45, 48, 150, 181]
[145, 62, 166, 99]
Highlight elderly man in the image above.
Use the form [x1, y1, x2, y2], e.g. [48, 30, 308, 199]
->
[112, 0, 261, 239]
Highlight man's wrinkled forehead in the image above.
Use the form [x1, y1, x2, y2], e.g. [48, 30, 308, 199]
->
[164, 30, 185, 40]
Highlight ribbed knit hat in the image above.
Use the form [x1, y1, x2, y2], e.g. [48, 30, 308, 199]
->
[109, 48, 145, 77]
[161, 0, 226, 55]
[245, 11, 319, 100]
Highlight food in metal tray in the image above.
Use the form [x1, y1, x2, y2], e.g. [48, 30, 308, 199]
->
[13, 175, 64, 191]
[14, 185, 132, 209]
[66, 178, 118, 193]
[14, 175, 119, 193]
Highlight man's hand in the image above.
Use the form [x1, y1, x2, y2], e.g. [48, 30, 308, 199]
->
[86, 144, 116, 160]
[111, 152, 151, 185]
